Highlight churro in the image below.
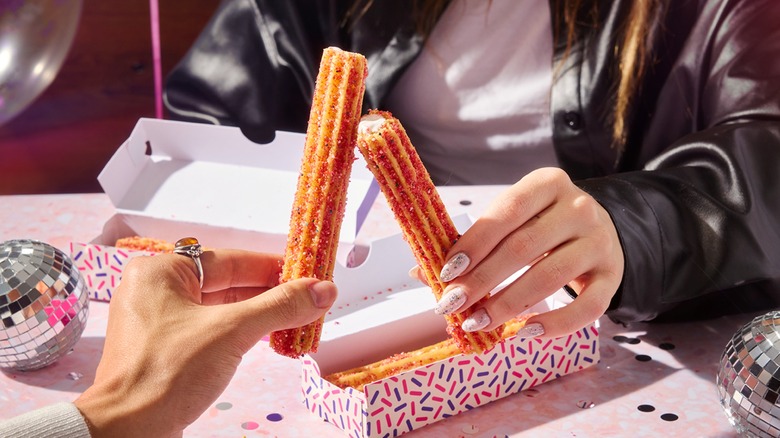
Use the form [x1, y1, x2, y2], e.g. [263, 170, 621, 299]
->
[355, 110, 504, 354]
[269, 47, 368, 358]
[325, 316, 530, 390]
[115, 236, 174, 253]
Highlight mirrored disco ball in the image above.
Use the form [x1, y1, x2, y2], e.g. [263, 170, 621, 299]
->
[0, 0, 83, 125]
[0, 239, 89, 371]
[717, 311, 780, 437]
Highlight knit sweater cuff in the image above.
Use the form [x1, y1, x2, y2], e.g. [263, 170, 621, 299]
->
[0, 402, 91, 438]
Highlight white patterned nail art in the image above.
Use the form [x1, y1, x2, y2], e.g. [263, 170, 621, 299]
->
[434, 287, 467, 315]
[461, 308, 491, 332]
[516, 322, 545, 338]
[440, 252, 470, 282]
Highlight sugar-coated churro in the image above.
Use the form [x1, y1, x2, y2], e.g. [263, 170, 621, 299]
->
[324, 316, 531, 390]
[115, 236, 174, 253]
[269, 47, 368, 358]
[355, 110, 504, 354]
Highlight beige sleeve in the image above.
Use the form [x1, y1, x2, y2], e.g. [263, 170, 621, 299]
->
[0, 402, 91, 438]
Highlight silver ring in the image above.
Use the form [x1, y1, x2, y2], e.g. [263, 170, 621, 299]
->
[174, 237, 204, 288]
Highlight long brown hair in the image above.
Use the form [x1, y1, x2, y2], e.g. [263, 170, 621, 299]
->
[557, 1, 660, 150]
[348, 0, 660, 151]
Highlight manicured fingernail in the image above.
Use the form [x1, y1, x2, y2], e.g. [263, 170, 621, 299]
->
[440, 252, 470, 282]
[461, 308, 491, 332]
[516, 322, 545, 338]
[434, 287, 467, 315]
[408, 266, 423, 282]
[309, 281, 337, 308]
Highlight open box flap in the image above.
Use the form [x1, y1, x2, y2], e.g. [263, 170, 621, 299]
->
[97, 118, 378, 244]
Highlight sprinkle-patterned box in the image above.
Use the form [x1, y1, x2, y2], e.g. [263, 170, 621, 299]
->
[302, 325, 599, 437]
[299, 224, 600, 437]
[69, 242, 155, 302]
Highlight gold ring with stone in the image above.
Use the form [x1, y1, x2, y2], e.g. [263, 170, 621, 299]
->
[174, 237, 204, 288]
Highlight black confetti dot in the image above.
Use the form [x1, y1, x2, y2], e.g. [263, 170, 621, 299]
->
[659, 342, 676, 350]
[660, 413, 679, 422]
[459, 200, 472, 206]
[637, 404, 656, 412]
[635, 354, 652, 362]
[612, 335, 641, 344]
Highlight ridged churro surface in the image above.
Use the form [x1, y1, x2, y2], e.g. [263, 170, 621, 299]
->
[325, 316, 530, 390]
[269, 47, 368, 358]
[355, 110, 504, 354]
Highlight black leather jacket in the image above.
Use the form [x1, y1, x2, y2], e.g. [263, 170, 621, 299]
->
[165, 0, 780, 323]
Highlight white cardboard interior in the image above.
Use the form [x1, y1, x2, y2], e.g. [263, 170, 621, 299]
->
[96, 118, 378, 250]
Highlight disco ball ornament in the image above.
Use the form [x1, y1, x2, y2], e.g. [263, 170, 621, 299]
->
[717, 311, 780, 437]
[0, 0, 83, 125]
[0, 239, 89, 371]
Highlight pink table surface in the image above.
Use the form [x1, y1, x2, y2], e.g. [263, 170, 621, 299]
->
[0, 189, 745, 437]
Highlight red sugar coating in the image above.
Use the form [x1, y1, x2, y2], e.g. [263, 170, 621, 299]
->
[356, 110, 503, 354]
[269, 47, 368, 358]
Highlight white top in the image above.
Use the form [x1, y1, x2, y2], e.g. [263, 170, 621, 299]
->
[385, 0, 556, 185]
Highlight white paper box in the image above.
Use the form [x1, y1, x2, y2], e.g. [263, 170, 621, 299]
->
[71, 118, 378, 301]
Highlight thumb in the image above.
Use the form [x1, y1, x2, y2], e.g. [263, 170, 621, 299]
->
[224, 278, 337, 342]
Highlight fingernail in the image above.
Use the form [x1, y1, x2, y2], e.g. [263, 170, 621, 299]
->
[308, 281, 337, 308]
[516, 322, 545, 338]
[434, 287, 467, 315]
[440, 252, 470, 282]
[408, 266, 423, 282]
[461, 308, 491, 332]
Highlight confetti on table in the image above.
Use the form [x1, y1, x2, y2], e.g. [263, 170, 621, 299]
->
[241, 421, 259, 430]
[266, 413, 283, 422]
[462, 424, 479, 434]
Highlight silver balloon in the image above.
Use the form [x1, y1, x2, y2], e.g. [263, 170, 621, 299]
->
[0, 239, 89, 371]
[0, 0, 83, 125]
[718, 311, 780, 437]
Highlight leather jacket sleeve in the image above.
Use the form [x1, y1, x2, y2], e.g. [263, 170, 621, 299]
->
[164, 0, 338, 143]
[163, 0, 421, 144]
[566, 0, 780, 322]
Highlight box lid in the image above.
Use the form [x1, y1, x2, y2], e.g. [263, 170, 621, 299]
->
[97, 118, 378, 243]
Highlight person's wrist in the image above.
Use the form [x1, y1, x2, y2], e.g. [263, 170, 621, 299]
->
[75, 382, 138, 438]
[74, 380, 178, 438]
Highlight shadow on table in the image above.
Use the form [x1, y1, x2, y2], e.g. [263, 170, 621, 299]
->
[411, 311, 761, 437]
[633, 312, 761, 383]
[1, 336, 105, 393]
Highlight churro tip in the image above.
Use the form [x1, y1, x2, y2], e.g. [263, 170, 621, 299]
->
[358, 112, 388, 134]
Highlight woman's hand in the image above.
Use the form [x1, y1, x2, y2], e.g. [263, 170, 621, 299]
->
[433, 167, 624, 338]
[74, 250, 337, 437]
